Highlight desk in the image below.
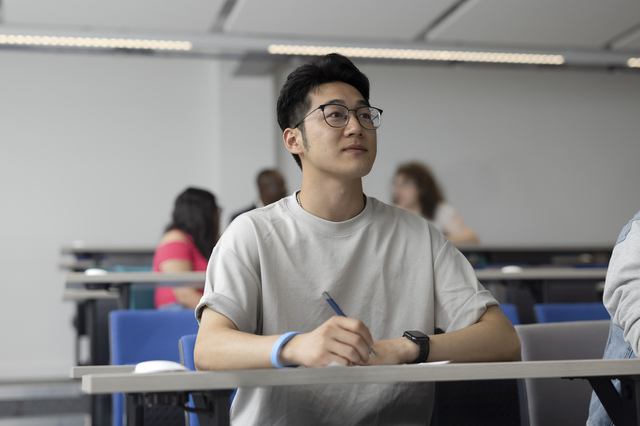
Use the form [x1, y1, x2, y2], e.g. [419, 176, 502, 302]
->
[64, 272, 205, 425]
[60, 245, 155, 271]
[65, 271, 206, 309]
[75, 359, 640, 426]
[474, 266, 608, 323]
[458, 245, 612, 267]
[475, 266, 607, 282]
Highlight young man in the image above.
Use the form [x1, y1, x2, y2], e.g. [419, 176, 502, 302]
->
[195, 53, 520, 425]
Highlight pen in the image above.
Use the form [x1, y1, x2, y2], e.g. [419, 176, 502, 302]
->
[322, 291, 377, 358]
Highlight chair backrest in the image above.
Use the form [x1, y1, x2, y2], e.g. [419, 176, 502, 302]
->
[179, 334, 199, 426]
[515, 319, 610, 426]
[179, 334, 197, 371]
[500, 303, 521, 325]
[110, 310, 199, 426]
[179, 334, 236, 426]
[534, 302, 610, 323]
[110, 309, 199, 364]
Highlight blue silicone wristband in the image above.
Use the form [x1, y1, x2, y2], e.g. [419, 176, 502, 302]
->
[270, 331, 301, 369]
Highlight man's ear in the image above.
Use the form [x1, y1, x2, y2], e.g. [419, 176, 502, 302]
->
[283, 128, 304, 155]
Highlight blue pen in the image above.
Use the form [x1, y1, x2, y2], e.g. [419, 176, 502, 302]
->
[322, 291, 377, 358]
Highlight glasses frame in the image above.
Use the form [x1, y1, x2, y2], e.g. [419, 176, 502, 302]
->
[293, 104, 383, 130]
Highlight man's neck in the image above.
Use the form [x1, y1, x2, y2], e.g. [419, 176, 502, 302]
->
[297, 178, 366, 222]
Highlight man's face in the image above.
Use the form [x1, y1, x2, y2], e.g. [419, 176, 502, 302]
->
[261, 173, 287, 205]
[296, 82, 377, 181]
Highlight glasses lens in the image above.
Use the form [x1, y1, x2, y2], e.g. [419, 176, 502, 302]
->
[321, 105, 382, 129]
[356, 107, 381, 129]
[322, 104, 349, 128]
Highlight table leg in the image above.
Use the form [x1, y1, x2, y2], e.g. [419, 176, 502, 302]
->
[125, 394, 144, 426]
[119, 283, 131, 309]
[588, 376, 640, 426]
[192, 390, 232, 426]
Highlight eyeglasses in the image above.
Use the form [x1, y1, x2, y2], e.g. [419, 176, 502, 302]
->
[293, 104, 383, 130]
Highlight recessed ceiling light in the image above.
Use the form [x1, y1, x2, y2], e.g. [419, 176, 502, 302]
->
[628, 58, 640, 68]
[268, 45, 565, 66]
[0, 34, 192, 51]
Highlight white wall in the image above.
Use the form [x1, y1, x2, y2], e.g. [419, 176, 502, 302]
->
[276, 61, 640, 246]
[0, 50, 275, 380]
[2, 50, 639, 380]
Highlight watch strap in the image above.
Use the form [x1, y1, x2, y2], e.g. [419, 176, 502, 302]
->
[403, 330, 430, 364]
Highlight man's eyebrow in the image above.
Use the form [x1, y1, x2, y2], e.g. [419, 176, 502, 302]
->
[324, 99, 369, 106]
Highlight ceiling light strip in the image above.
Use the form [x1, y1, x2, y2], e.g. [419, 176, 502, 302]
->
[268, 45, 564, 66]
[0, 34, 192, 51]
[628, 58, 640, 68]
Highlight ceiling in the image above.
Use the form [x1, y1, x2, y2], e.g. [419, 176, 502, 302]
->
[1, 0, 639, 72]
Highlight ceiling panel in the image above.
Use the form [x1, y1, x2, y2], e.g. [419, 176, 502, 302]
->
[224, 0, 458, 42]
[3, 0, 227, 33]
[427, 0, 640, 50]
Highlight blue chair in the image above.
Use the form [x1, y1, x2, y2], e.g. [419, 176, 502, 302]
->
[534, 302, 610, 323]
[499, 303, 521, 325]
[110, 310, 199, 426]
[179, 334, 235, 426]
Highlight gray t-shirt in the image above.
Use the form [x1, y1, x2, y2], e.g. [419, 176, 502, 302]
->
[196, 194, 497, 425]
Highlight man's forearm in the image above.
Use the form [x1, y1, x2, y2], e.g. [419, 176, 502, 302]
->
[428, 305, 521, 362]
[195, 308, 279, 370]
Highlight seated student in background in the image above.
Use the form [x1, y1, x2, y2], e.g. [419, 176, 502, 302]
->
[153, 187, 219, 310]
[195, 53, 520, 425]
[393, 162, 480, 245]
[228, 169, 288, 224]
[587, 210, 640, 425]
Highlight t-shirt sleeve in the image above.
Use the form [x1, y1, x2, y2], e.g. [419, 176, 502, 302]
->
[154, 241, 193, 266]
[195, 216, 262, 334]
[430, 231, 498, 332]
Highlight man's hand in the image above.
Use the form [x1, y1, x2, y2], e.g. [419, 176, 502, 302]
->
[280, 316, 375, 367]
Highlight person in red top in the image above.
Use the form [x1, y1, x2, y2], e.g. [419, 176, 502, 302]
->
[153, 187, 220, 309]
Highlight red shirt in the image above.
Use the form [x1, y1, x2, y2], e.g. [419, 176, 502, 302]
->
[152, 230, 208, 308]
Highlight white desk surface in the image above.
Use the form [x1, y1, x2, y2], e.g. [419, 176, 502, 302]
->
[474, 266, 607, 281]
[61, 245, 156, 255]
[72, 365, 135, 378]
[62, 288, 119, 301]
[77, 359, 640, 395]
[65, 268, 605, 286]
[65, 271, 206, 286]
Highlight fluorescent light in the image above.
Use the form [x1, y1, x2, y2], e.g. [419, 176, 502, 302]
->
[0, 34, 192, 51]
[268, 44, 565, 66]
[628, 58, 640, 68]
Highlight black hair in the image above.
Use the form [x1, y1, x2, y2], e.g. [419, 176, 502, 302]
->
[276, 53, 371, 169]
[165, 187, 219, 258]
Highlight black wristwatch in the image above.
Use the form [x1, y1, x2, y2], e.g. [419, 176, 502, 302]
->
[403, 330, 430, 364]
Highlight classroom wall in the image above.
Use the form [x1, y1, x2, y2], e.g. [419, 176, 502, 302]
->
[0, 50, 275, 379]
[2, 49, 639, 380]
[276, 61, 640, 246]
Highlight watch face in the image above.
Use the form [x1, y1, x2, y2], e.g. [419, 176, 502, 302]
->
[406, 330, 428, 339]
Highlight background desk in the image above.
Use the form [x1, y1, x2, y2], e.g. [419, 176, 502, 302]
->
[64, 271, 205, 363]
[458, 245, 612, 267]
[475, 266, 608, 323]
[65, 271, 206, 309]
[60, 245, 155, 271]
[76, 359, 640, 426]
